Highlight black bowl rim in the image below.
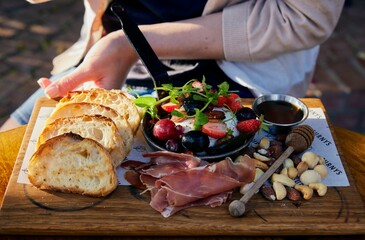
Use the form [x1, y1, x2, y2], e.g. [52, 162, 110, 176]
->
[140, 115, 254, 162]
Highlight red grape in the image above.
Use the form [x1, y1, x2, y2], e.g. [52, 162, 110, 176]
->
[153, 119, 180, 141]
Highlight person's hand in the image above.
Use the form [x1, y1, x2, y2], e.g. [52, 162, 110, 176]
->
[39, 12, 224, 98]
[40, 30, 138, 98]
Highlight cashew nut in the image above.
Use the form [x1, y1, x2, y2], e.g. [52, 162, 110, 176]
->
[257, 148, 268, 155]
[254, 168, 265, 182]
[296, 161, 309, 176]
[309, 182, 328, 196]
[287, 167, 299, 179]
[280, 167, 288, 176]
[302, 151, 320, 168]
[300, 170, 322, 185]
[254, 159, 269, 170]
[253, 152, 271, 161]
[259, 137, 270, 149]
[273, 181, 287, 200]
[271, 173, 295, 187]
[283, 158, 294, 168]
[313, 164, 328, 179]
[240, 182, 255, 195]
[295, 184, 314, 200]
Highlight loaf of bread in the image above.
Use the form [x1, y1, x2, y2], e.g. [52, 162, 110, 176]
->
[46, 102, 134, 158]
[37, 115, 126, 167]
[58, 88, 142, 133]
[28, 133, 118, 197]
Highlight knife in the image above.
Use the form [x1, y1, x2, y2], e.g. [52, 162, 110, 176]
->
[111, 3, 169, 99]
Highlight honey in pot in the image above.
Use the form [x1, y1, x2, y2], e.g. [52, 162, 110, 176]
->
[256, 100, 304, 124]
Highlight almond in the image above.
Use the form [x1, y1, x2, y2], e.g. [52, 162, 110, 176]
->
[285, 186, 301, 201]
[260, 185, 276, 201]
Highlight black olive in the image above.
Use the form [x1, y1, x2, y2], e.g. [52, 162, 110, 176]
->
[235, 107, 257, 121]
[181, 130, 210, 153]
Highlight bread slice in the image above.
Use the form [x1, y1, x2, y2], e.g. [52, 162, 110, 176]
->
[28, 133, 118, 197]
[111, 89, 146, 119]
[46, 102, 134, 162]
[58, 88, 142, 133]
[37, 115, 126, 167]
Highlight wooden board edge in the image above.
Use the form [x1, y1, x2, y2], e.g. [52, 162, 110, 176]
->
[0, 98, 57, 209]
[1, 97, 365, 237]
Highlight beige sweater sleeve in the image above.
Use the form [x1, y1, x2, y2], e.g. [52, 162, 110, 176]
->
[222, 0, 345, 62]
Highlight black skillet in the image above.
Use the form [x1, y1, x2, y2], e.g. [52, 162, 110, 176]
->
[110, 3, 253, 161]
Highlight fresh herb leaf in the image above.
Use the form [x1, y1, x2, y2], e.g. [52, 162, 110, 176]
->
[134, 96, 157, 107]
[217, 81, 230, 96]
[171, 110, 185, 118]
[133, 78, 234, 122]
[193, 109, 209, 130]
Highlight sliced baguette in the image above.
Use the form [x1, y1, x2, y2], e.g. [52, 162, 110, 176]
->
[28, 133, 118, 197]
[46, 102, 134, 163]
[58, 88, 142, 133]
[37, 115, 126, 167]
[111, 89, 146, 119]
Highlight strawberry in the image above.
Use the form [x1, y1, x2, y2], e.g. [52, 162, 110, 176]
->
[201, 122, 227, 139]
[216, 95, 228, 107]
[192, 81, 204, 92]
[236, 119, 261, 134]
[161, 102, 179, 113]
[227, 93, 242, 112]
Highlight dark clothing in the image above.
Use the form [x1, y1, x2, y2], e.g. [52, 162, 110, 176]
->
[102, 0, 208, 34]
[125, 61, 254, 98]
[102, 0, 254, 98]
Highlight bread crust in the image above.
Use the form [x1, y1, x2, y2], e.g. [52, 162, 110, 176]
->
[37, 115, 126, 167]
[58, 88, 142, 133]
[28, 133, 118, 197]
[47, 102, 134, 160]
[28, 88, 144, 197]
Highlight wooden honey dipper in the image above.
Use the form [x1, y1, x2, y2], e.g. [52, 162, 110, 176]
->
[229, 124, 315, 217]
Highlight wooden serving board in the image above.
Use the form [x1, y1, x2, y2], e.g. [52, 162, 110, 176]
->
[1, 98, 365, 237]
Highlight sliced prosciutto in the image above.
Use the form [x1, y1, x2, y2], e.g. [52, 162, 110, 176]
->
[122, 151, 255, 217]
[123, 151, 201, 179]
[154, 169, 242, 207]
[159, 192, 232, 218]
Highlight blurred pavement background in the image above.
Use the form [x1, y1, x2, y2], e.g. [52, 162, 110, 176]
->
[0, 0, 364, 133]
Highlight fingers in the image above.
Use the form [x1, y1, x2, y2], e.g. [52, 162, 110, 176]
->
[43, 69, 90, 98]
[37, 78, 52, 89]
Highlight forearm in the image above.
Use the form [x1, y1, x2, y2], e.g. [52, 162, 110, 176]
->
[112, 12, 225, 61]
[222, 0, 345, 62]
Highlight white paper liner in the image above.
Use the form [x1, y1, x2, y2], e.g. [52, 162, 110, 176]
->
[17, 107, 349, 187]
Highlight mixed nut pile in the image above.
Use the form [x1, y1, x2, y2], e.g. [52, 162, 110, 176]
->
[238, 135, 328, 202]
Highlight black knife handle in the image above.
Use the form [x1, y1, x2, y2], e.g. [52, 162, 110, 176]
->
[111, 3, 169, 89]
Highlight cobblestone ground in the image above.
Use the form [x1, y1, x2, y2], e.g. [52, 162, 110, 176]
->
[0, 0, 83, 126]
[1, 0, 364, 133]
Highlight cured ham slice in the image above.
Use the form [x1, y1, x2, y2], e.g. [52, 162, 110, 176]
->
[123, 151, 201, 178]
[154, 169, 242, 207]
[122, 151, 255, 217]
[143, 151, 201, 168]
[159, 192, 232, 218]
